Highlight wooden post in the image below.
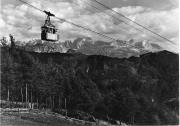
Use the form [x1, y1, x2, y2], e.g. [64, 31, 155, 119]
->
[46, 98, 47, 109]
[107, 114, 110, 125]
[26, 83, 28, 108]
[59, 96, 61, 108]
[52, 96, 54, 109]
[7, 87, 9, 101]
[65, 98, 67, 117]
[7, 87, 10, 108]
[50, 96, 52, 109]
[31, 89, 33, 109]
[21, 87, 23, 107]
[132, 114, 134, 125]
[37, 99, 38, 109]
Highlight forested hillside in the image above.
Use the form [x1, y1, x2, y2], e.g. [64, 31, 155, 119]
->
[1, 47, 179, 125]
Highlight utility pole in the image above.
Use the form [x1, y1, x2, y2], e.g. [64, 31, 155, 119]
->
[9, 34, 15, 51]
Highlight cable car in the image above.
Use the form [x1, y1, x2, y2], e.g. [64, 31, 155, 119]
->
[41, 11, 59, 41]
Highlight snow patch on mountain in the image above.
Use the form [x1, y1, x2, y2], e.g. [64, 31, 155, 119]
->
[12, 37, 162, 58]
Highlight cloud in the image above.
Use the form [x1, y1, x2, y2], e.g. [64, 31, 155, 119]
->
[113, 6, 147, 15]
[168, 0, 179, 7]
[103, 6, 179, 51]
[1, 0, 92, 40]
[130, 8, 179, 47]
[1, 0, 178, 52]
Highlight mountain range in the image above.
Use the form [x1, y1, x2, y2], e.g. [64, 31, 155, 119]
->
[16, 37, 162, 58]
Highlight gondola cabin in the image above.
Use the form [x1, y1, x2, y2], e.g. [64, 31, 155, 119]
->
[41, 11, 59, 41]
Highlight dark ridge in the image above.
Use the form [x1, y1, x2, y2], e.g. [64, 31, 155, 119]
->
[1, 47, 179, 125]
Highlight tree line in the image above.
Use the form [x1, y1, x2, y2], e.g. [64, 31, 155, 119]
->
[1, 46, 179, 125]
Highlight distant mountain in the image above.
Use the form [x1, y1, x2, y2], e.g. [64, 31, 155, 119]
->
[63, 37, 93, 49]
[134, 40, 162, 52]
[69, 38, 162, 58]
[21, 37, 163, 58]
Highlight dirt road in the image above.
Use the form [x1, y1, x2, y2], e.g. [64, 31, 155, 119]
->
[0, 114, 47, 126]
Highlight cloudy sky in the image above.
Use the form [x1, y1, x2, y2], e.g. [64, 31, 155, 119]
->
[0, 0, 179, 52]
